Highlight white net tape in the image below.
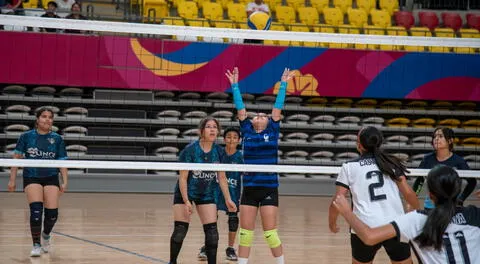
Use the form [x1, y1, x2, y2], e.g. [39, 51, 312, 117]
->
[0, 158, 478, 178]
[1, 15, 479, 48]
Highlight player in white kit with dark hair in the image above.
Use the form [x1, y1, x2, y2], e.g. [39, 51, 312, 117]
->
[329, 126, 420, 264]
[334, 164, 480, 264]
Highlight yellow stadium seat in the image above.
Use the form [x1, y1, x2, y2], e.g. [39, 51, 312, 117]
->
[237, 22, 249, 29]
[432, 101, 453, 110]
[311, 0, 329, 14]
[387, 117, 411, 127]
[178, 1, 199, 19]
[218, 0, 231, 9]
[289, 23, 310, 46]
[370, 9, 391, 28]
[203, 2, 223, 20]
[323, 7, 344, 26]
[431, 28, 455, 53]
[356, 0, 375, 14]
[332, 98, 353, 107]
[406, 100, 428, 109]
[298, 7, 319, 26]
[172, 0, 185, 7]
[286, 0, 305, 10]
[265, 0, 282, 12]
[412, 118, 436, 128]
[347, 8, 367, 28]
[303, 41, 319, 47]
[406, 27, 432, 52]
[380, 100, 402, 109]
[214, 19, 235, 28]
[364, 26, 385, 50]
[379, 0, 399, 16]
[455, 29, 479, 53]
[275, 5, 296, 24]
[386, 26, 408, 51]
[23, 0, 39, 8]
[314, 25, 348, 48]
[457, 101, 477, 111]
[144, 0, 169, 22]
[227, 3, 247, 22]
[463, 120, 480, 129]
[192, 0, 208, 9]
[333, 0, 353, 14]
[462, 137, 480, 146]
[355, 99, 377, 108]
[187, 18, 210, 27]
[264, 39, 277, 45]
[163, 17, 186, 26]
[438, 119, 461, 128]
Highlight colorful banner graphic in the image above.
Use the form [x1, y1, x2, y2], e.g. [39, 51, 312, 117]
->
[1, 31, 479, 101]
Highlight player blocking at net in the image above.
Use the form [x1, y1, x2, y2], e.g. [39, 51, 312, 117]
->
[7, 107, 68, 257]
[169, 117, 237, 264]
[226, 67, 294, 264]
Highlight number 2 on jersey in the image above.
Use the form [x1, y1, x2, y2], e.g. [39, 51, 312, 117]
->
[366, 170, 387, 202]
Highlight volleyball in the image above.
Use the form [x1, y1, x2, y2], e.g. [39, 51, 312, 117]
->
[247, 11, 272, 30]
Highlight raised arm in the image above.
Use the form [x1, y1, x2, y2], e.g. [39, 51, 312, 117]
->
[396, 175, 420, 211]
[226, 67, 247, 121]
[333, 195, 397, 246]
[271, 68, 295, 122]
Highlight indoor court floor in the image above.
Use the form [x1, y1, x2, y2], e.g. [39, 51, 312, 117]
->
[1, 193, 478, 264]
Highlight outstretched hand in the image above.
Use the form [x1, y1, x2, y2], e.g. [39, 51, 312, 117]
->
[225, 67, 239, 84]
[281, 68, 295, 82]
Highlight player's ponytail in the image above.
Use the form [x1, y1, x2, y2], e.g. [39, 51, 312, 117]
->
[414, 165, 461, 250]
[358, 126, 408, 181]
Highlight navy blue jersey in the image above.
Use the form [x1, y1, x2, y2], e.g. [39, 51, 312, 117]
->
[216, 150, 243, 211]
[240, 118, 280, 188]
[14, 130, 67, 178]
[419, 152, 470, 170]
[174, 140, 224, 202]
[420, 152, 470, 209]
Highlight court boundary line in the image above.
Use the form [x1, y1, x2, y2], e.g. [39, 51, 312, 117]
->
[53, 231, 169, 264]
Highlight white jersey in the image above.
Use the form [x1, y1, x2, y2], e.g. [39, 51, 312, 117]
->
[393, 206, 480, 264]
[336, 155, 405, 230]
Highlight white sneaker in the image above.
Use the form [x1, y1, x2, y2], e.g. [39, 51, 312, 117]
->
[30, 245, 42, 257]
[41, 232, 51, 253]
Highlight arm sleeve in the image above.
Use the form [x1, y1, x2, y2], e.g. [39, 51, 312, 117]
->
[56, 136, 68, 160]
[391, 211, 426, 243]
[335, 164, 350, 190]
[239, 118, 252, 134]
[268, 118, 280, 133]
[458, 156, 470, 170]
[232, 83, 245, 111]
[13, 133, 27, 155]
[273, 81, 287, 109]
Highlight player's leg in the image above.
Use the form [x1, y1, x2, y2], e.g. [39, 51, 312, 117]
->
[197, 203, 219, 264]
[351, 234, 380, 264]
[41, 176, 61, 253]
[382, 238, 412, 264]
[170, 195, 192, 264]
[259, 188, 283, 263]
[24, 179, 44, 257]
[226, 211, 239, 260]
[238, 187, 259, 264]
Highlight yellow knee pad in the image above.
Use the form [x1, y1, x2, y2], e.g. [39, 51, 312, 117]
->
[239, 228, 254, 247]
[264, 229, 281, 248]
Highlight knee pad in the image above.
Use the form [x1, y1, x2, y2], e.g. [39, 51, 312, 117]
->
[29, 202, 43, 223]
[264, 229, 281, 248]
[44, 208, 58, 221]
[171, 221, 189, 243]
[239, 228, 254, 247]
[203, 223, 219, 247]
[228, 214, 239, 232]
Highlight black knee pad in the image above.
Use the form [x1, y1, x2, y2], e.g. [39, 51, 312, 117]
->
[29, 202, 43, 223]
[44, 208, 58, 221]
[203, 223, 219, 247]
[228, 214, 239, 232]
[171, 221, 189, 243]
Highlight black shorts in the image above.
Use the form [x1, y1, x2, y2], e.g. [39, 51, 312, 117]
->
[23, 176, 60, 189]
[173, 190, 215, 205]
[240, 187, 279, 207]
[351, 233, 411, 262]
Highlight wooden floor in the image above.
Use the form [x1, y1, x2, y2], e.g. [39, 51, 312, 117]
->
[1, 193, 478, 264]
